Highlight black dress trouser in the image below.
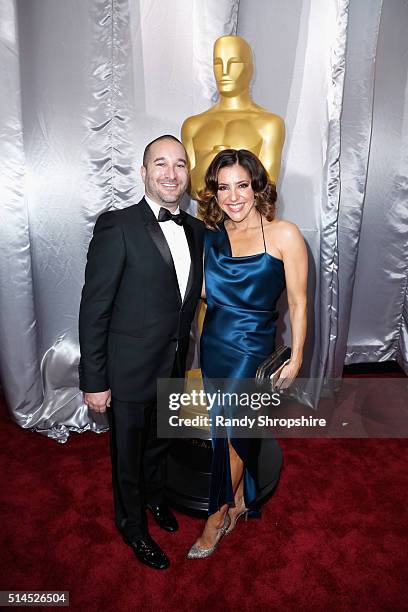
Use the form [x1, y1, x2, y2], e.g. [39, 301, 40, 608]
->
[108, 398, 169, 539]
[107, 356, 183, 540]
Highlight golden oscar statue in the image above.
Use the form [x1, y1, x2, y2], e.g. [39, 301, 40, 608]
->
[165, 35, 284, 513]
[181, 34, 285, 199]
[183, 34, 285, 362]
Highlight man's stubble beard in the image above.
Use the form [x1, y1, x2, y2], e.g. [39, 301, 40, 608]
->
[158, 192, 182, 205]
[145, 179, 186, 208]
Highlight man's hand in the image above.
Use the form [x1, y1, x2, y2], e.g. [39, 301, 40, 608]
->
[84, 390, 111, 413]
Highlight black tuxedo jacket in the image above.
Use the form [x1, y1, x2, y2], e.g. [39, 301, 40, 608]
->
[78, 198, 204, 402]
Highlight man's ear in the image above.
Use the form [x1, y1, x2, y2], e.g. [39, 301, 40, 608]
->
[140, 165, 146, 183]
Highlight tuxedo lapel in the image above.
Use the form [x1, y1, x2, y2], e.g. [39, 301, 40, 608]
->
[139, 198, 182, 304]
[181, 220, 196, 307]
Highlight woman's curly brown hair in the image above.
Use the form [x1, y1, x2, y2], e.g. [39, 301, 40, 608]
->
[197, 149, 277, 230]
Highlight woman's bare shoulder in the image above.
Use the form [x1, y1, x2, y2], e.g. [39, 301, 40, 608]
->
[266, 218, 303, 241]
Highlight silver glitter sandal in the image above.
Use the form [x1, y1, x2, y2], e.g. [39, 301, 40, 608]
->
[186, 513, 231, 559]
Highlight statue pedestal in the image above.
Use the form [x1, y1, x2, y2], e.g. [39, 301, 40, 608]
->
[165, 436, 282, 516]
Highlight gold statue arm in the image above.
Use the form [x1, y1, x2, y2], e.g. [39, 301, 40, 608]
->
[259, 115, 286, 185]
[181, 118, 199, 195]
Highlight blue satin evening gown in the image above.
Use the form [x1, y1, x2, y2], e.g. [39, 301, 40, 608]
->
[201, 218, 286, 515]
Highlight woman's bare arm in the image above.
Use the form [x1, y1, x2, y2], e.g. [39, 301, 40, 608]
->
[276, 222, 308, 384]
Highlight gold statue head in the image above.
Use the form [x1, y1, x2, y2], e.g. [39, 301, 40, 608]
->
[213, 35, 253, 97]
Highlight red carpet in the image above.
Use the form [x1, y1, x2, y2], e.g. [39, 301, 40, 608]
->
[0, 392, 407, 611]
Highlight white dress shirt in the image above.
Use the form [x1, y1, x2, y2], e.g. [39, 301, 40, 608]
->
[144, 196, 191, 300]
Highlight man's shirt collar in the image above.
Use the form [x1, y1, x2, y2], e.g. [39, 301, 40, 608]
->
[144, 195, 180, 219]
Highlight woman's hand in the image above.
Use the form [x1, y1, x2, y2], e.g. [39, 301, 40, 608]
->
[275, 359, 302, 390]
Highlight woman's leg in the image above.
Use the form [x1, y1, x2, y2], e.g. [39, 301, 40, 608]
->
[227, 442, 247, 527]
[194, 441, 245, 548]
[229, 441, 245, 499]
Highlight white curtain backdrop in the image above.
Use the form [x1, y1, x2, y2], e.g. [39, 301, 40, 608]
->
[238, 0, 408, 380]
[0, 0, 239, 440]
[238, 0, 349, 389]
[340, 0, 408, 374]
[0, 0, 407, 441]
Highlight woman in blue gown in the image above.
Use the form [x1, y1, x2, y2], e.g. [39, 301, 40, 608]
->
[187, 149, 308, 559]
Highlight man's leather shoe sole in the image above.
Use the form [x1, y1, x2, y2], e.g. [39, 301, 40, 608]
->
[147, 504, 179, 532]
[122, 534, 170, 570]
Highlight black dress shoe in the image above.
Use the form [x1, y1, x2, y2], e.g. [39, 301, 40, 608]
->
[122, 533, 170, 570]
[147, 503, 179, 532]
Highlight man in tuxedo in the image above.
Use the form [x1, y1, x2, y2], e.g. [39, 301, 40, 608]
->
[78, 135, 204, 570]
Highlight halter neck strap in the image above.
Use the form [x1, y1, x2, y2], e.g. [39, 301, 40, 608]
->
[260, 214, 267, 253]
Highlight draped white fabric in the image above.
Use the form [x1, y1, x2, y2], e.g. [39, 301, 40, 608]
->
[341, 0, 408, 374]
[238, 0, 408, 381]
[0, 0, 239, 440]
[238, 0, 350, 392]
[0, 0, 407, 440]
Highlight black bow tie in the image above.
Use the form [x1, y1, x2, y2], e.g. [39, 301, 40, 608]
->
[158, 207, 186, 226]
